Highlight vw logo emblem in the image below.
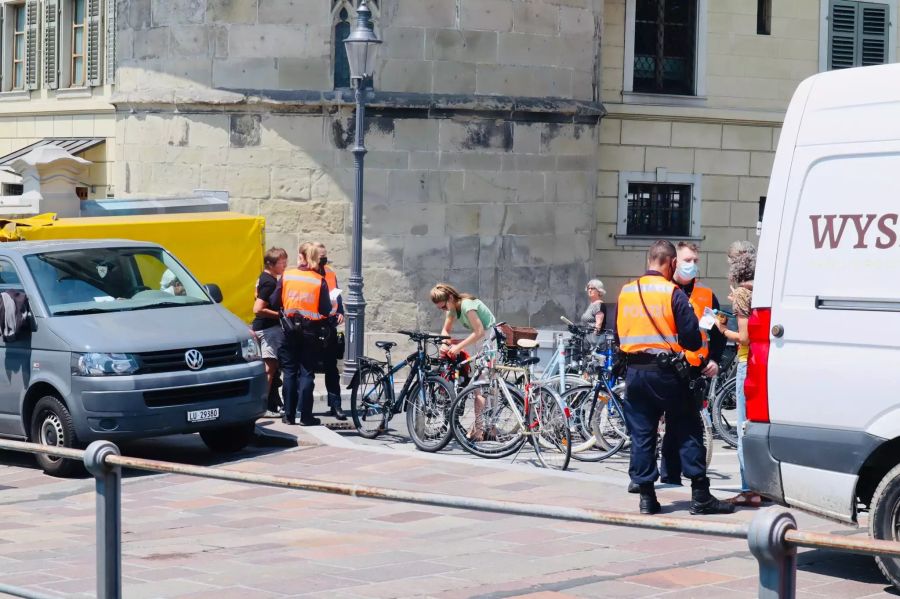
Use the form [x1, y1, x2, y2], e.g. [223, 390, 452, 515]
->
[185, 349, 204, 371]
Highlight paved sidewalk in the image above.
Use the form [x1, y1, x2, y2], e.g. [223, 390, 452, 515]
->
[0, 419, 892, 598]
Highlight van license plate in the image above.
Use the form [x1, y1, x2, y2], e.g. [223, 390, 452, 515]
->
[187, 408, 219, 423]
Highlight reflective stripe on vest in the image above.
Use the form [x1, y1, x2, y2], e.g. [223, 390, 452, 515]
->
[323, 266, 338, 315]
[281, 268, 326, 321]
[685, 282, 713, 367]
[616, 275, 684, 354]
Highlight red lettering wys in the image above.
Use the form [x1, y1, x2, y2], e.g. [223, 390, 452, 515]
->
[809, 215, 850, 249]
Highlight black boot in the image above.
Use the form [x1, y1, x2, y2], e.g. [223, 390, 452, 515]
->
[690, 477, 735, 515]
[638, 484, 661, 515]
[327, 394, 347, 420]
[627, 481, 640, 494]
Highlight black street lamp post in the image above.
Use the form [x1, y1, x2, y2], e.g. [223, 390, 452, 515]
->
[342, 0, 381, 383]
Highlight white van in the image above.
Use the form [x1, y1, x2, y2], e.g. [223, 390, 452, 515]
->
[744, 62, 900, 586]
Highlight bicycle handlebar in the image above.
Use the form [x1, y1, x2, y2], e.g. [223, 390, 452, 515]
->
[398, 329, 451, 342]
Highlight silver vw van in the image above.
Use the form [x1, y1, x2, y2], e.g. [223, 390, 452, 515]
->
[0, 239, 267, 475]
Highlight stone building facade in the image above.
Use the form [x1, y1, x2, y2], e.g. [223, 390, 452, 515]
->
[112, 0, 605, 334]
[598, 0, 899, 301]
[0, 0, 895, 335]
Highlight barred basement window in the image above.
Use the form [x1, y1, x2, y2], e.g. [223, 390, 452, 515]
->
[633, 0, 697, 95]
[626, 183, 692, 237]
[828, 0, 890, 70]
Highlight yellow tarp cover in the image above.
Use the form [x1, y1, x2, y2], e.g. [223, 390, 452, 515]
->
[0, 212, 265, 323]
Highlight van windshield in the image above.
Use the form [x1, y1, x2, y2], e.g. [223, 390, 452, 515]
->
[24, 247, 212, 316]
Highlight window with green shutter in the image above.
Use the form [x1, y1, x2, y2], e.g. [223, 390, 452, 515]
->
[829, 0, 890, 70]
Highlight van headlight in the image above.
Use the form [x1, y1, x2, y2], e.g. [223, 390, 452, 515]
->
[72, 353, 140, 376]
[241, 337, 262, 362]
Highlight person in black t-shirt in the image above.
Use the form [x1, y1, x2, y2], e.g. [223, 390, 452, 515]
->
[253, 247, 288, 416]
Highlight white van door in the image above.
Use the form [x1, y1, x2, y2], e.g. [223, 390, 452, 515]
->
[766, 143, 900, 520]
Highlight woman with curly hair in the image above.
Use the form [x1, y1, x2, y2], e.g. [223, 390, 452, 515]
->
[717, 240, 765, 507]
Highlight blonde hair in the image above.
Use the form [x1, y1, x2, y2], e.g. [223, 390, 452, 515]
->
[430, 283, 475, 305]
[298, 242, 320, 268]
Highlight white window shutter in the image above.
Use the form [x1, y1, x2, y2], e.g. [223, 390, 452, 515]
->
[24, 0, 39, 90]
[86, 0, 101, 86]
[105, 0, 115, 84]
[43, 0, 58, 89]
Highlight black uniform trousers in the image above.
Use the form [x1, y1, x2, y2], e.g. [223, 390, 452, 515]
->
[623, 365, 707, 485]
[278, 331, 317, 421]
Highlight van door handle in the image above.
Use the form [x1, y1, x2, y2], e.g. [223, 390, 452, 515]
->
[771, 324, 784, 338]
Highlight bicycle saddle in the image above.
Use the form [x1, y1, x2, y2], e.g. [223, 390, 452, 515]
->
[375, 341, 397, 351]
[517, 356, 541, 367]
[517, 339, 539, 349]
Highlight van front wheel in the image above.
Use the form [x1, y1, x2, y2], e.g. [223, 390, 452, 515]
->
[869, 463, 900, 589]
[30, 396, 82, 477]
[200, 421, 256, 453]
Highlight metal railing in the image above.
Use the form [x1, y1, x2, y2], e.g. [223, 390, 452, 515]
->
[2, 438, 900, 599]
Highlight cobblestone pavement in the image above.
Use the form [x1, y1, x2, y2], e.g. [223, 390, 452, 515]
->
[0, 399, 893, 598]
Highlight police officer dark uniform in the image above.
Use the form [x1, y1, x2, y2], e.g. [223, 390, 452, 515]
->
[616, 240, 733, 515]
[658, 241, 728, 486]
[274, 244, 332, 426]
[315, 242, 347, 421]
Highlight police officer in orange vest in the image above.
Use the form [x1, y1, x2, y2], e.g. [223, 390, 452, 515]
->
[616, 240, 733, 515]
[272, 243, 332, 426]
[315, 242, 347, 421]
[658, 241, 728, 485]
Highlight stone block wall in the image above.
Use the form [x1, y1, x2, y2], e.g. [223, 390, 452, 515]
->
[114, 102, 599, 332]
[117, 0, 602, 102]
[111, 0, 606, 334]
[596, 116, 776, 303]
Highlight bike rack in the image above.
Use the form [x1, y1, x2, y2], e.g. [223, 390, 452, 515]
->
[2, 437, 900, 599]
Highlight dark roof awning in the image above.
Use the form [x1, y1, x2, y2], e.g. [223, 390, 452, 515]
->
[0, 137, 105, 167]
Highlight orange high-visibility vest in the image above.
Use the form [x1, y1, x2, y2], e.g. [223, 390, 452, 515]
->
[281, 268, 326, 321]
[616, 275, 684, 354]
[323, 266, 339, 315]
[683, 282, 713, 366]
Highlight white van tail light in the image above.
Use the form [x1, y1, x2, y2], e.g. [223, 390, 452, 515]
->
[745, 307, 771, 423]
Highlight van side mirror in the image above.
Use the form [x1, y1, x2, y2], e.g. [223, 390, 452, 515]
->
[204, 284, 223, 303]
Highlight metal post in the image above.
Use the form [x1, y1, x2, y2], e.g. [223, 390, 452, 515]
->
[84, 441, 122, 599]
[343, 83, 367, 384]
[747, 507, 797, 599]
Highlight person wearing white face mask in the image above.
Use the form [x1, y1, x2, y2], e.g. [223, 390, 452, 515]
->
[660, 241, 727, 486]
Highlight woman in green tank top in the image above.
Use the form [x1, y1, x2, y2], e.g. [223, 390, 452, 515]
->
[430, 283, 495, 358]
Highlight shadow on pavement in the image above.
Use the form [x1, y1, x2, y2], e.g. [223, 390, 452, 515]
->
[798, 550, 897, 593]
[0, 420, 301, 481]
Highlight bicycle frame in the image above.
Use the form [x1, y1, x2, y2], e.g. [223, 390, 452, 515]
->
[359, 344, 432, 415]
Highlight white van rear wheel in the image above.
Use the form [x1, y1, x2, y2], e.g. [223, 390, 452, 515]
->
[869, 463, 900, 590]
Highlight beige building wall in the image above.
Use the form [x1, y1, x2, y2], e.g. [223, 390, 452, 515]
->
[0, 89, 115, 199]
[597, 0, 898, 303]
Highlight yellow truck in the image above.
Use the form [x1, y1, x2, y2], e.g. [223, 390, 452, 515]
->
[0, 212, 265, 323]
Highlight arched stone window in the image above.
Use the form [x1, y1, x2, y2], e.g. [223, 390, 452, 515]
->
[332, 0, 379, 89]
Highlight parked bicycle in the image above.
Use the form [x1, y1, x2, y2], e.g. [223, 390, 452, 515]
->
[450, 324, 572, 470]
[349, 330, 456, 452]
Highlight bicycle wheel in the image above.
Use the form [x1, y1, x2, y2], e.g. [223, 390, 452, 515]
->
[567, 387, 627, 462]
[406, 375, 455, 453]
[531, 385, 571, 470]
[711, 377, 738, 448]
[561, 385, 601, 453]
[451, 381, 526, 459]
[350, 364, 390, 438]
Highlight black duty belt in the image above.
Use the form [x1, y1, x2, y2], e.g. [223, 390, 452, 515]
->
[625, 353, 660, 369]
